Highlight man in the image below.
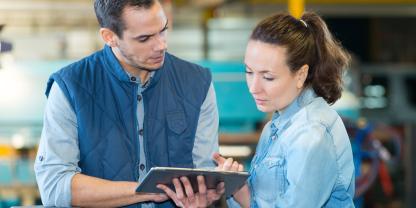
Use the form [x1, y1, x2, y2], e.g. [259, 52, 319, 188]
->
[34, 0, 222, 207]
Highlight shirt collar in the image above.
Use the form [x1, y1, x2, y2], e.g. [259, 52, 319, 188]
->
[125, 70, 155, 88]
[271, 87, 317, 130]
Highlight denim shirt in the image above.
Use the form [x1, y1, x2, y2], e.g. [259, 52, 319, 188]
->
[248, 88, 355, 208]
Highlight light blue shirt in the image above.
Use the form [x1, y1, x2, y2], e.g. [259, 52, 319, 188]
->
[248, 88, 355, 207]
[34, 74, 219, 207]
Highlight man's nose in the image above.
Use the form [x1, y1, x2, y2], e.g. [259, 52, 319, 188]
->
[154, 34, 167, 52]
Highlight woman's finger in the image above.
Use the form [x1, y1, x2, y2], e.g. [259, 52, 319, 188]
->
[238, 164, 244, 171]
[223, 157, 234, 170]
[212, 152, 226, 166]
[231, 161, 239, 171]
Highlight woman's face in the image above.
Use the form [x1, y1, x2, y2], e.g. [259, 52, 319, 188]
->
[244, 40, 307, 113]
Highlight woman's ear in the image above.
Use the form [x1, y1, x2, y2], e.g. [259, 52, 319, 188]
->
[99, 28, 117, 47]
[296, 64, 309, 89]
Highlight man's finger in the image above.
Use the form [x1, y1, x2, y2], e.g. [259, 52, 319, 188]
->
[216, 182, 225, 195]
[172, 178, 185, 200]
[180, 176, 195, 200]
[197, 175, 207, 194]
[156, 184, 181, 205]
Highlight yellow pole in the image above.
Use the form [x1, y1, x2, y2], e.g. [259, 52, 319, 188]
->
[288, 0, 305, 19]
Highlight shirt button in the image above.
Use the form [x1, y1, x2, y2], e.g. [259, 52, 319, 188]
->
[130, 76, 136, 82]
[140, 164, 145, 171]
[139, 129, 144, 136]
[38, 155, 43, 161]
[137, 95, 142, 102]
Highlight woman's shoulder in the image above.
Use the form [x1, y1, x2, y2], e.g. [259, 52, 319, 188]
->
[294, 97, 341, 130]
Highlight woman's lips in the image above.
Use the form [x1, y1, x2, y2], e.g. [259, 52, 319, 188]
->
[254, 98, 267, 105]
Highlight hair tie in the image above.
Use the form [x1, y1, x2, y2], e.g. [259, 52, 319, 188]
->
[299, 19, 308, 28]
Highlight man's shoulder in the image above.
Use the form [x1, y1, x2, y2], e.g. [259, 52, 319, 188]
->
[55, 50, 104, 78]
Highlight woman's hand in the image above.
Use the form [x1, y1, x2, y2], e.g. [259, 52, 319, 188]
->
[156, 175, 225, 208]
[212, 152, 244, 172]
[212, 152, 251, 208]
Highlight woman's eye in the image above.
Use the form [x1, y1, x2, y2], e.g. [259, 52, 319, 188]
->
[263, 76, 274, 81]
[245, 71, 253, 75]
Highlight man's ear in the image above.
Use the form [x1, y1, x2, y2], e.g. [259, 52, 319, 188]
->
[296, 64, 309, 89]
[99, 28, 118, 47]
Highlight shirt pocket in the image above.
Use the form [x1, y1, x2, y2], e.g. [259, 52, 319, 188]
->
[253, 156, 288, 201]
[166, 110, 193, 167]
[166, 110, 188, 134]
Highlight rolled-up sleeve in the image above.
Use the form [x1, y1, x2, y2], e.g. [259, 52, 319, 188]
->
[192, 83, 219, 169]
[34, 83, 81, 207]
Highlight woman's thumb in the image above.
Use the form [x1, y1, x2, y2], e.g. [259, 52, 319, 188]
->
[212, 152, 225, 165]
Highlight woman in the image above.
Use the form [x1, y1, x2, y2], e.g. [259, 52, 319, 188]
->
[214, 12, 355, 207]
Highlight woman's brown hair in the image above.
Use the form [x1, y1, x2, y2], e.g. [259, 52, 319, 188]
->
[250, 12, 350, 105]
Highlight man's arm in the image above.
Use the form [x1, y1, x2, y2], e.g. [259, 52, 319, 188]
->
[34, 83, 166, 207]
[193, 83, 219, 169]
[71, 174, 167, 207]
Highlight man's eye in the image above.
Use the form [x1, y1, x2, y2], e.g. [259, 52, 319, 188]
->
[161, 26, 169, 33]
[138, 37, 150, 42]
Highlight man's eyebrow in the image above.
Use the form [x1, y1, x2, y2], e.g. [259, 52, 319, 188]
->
[133, 20, 169, 40]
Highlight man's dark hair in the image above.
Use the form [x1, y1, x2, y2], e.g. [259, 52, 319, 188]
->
[94, 0, 155, 37]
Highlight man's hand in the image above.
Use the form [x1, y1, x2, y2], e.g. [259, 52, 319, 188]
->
[142, 193, 169, 203]
[157, 175, 225, 208]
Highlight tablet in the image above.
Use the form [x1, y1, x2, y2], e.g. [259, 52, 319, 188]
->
[136, 167, 249, 197]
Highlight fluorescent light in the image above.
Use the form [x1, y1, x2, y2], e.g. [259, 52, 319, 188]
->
[219, 145, 252, 157]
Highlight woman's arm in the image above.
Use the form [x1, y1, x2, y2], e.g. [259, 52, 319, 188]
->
[213, 153, 251, 207]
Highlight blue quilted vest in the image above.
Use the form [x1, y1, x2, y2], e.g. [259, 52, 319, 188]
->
[45, 45, 212, 207]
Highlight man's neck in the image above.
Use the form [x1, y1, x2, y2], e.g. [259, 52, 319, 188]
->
[112, 47, 150, 84]
[121, 61, 150, 84]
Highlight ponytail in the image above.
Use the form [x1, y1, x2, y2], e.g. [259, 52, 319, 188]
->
[250, 12, 350, 105]
[301, 12, 350, 105]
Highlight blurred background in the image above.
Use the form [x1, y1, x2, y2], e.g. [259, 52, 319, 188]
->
[0, 0, 415, 207]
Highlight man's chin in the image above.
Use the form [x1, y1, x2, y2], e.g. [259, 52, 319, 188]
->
[148, 60, 165, 70]
[137, 61, 164, 72]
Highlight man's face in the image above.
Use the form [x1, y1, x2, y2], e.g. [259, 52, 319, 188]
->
[114, 2, 168, 71]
